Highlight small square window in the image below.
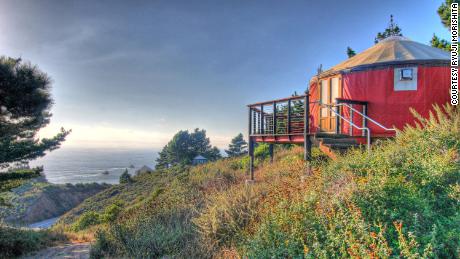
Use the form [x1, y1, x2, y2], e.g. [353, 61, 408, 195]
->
[400, 68, 413, 80]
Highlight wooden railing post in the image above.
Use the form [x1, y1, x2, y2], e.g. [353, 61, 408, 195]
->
[304, 94, 312, 161]
[273, 102, 277, 135]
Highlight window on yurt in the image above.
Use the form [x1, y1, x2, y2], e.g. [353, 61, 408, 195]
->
[394, 67, 417, 91]
[331, 77, 339, 103]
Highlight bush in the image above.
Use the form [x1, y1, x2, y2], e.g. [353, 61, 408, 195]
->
[0, 224, 65, 258]
[101, 204, 122, 223]
[0, 167, 42, 182]
[254, 143, 270, 159]
[71, 211, 101, 231]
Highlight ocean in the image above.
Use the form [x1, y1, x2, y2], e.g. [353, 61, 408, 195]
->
[30, 147, 158, 184]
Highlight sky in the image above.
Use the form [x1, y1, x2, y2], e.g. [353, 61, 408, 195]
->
[0, 0, 451, 150]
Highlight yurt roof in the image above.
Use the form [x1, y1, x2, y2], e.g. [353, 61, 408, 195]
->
[193, 155, 207, 160]
[317, 36, 449, 78]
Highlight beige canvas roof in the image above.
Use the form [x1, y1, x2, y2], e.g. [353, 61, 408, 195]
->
[318, 36, 449, 78]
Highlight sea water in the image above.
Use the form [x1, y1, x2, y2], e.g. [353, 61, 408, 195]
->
[30, 147, 158, 184]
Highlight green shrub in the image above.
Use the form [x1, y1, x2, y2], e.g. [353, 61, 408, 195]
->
[0, 167, 42, 182]
[254, 143, 270, 159]
[101, 204, 122, 223]
[71, 211, 101, 231]
[0, 224, 65, 258]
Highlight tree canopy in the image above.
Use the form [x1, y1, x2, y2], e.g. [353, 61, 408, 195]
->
[225, 133, 248, 157]
[0, 57, 70, 168]
[155, 128, 221, 169]
[431, 0, 459, 51]
[374, 15, 402, 44]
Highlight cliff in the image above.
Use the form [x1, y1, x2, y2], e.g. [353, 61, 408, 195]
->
[0, 176, 109, 225]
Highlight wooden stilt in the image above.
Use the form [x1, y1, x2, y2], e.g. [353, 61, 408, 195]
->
[304, 94, 312, 161]
[248, 107, 255, 181]
[249, 139, 255, 180]
[269, 144, 274, 163]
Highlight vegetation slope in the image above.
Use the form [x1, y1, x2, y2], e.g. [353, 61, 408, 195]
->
[57, 105, 459, 258]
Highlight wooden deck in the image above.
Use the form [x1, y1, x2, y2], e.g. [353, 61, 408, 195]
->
[246, 94, 380, 181]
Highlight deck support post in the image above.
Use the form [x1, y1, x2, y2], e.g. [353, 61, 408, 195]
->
[248, 107, 255, 181]
[249, 139, 255, 180]
[303, 94, 312, 161]
[269, 144, 274, 163]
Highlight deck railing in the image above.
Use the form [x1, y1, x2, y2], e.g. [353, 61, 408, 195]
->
[248, 95, 309, 136]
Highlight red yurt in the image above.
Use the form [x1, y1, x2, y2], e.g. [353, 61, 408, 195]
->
[308, 36, 450, 137]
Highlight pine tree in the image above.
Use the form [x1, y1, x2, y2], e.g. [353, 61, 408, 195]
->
[431, 34, 451, 51]
[119, 169, 132, 184]
[431, 0, 459, 51]
[155, 128, 221, 169]
[346, 47, 356, 58]
[0, 56, 70, 168]
[374, 15, 403, 44]
[438, 0, 459, 28]
[225, 133, 248, 157]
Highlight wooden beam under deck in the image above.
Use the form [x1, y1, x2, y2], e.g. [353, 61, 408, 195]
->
[251, 134, 311, 144]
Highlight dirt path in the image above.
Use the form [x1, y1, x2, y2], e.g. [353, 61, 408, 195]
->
[22, 242, 90, 259]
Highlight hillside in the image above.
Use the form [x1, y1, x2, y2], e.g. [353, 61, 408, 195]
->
[0, 176, 109, 226]
[57, 105, 460, 258]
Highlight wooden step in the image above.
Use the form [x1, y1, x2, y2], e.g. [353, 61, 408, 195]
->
[314, 132, 350, 139]
[320, 137, 357, 145]
[316, 135, 361, 160]
[326, 143, 361, 149]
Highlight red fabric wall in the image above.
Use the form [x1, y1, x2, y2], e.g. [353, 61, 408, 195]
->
[341, 65, 450, 135]
[307, 65, 450, 136]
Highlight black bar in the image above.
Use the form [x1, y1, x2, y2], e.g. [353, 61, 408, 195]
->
[260, 105, 264, 134]
[248, 108, 252, 136]
[335, 105, 340, 134]
[273, 102, 277, 135]
[249, 140, 254, 180]
[363, 104, 368, 136]
[336, 98, 368, 105]
[287, 100, 291, 134]
[304, 94, 312, 161]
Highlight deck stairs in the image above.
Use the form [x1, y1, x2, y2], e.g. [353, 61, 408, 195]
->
[313, 133, 362, 160]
